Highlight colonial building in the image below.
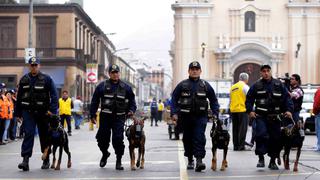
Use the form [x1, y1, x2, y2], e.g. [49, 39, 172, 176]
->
[0, 3, 115, 102]
[171, 0, 320, 86]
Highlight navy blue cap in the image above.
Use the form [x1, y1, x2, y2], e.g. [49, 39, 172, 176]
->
[28, 57, 40, 65]
[189, 61, 201, 69]
[0, 83, 5, 89]
[260, 64, 271, 71]
[108, 64, 120, 73]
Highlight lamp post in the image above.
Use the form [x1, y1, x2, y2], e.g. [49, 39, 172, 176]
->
[111, 48, 129, 64]
[201, 42, 207, 58]
[28, 0, 33, 48]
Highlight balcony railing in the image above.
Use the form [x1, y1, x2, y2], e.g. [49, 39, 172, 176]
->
[0, 47, 78, 59]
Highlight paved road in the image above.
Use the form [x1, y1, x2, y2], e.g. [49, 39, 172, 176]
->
[0, 120, 319, 180]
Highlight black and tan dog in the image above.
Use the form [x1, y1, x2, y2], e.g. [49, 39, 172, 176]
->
[281, 117, 304, 172]
[126, 116, 146, 170]
[42, 114, 71, 170]
[210, 117, 230, 171]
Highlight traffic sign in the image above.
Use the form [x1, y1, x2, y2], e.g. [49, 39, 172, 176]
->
[86, 64, 98, 83]
[24, 48, 35, 64]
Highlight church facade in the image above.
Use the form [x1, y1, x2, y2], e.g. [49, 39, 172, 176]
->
[170, 0, 320, 86]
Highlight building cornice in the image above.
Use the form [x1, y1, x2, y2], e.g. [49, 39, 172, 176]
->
[171, 3, 214, 10]
[287, 3, 320, 8]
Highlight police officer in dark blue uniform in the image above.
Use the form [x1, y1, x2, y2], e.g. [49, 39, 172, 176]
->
[90, 64, 137, 170]
[246, 64, 293, 170]
[16, 57, 58, 171]
[171, 61, 219, 172]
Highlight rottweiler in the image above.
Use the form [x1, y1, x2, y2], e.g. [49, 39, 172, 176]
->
[42, 114, 71, 170]
[210, 117, 230, 171]
[280, 117, 304, 172]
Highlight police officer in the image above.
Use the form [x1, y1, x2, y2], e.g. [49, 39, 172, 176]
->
[90, 64, 137, 170]
[289, 74, 304, 122]
[16, 57, 58, 171]
[171, 61, 219, 172]
[246, 64, 293, 170]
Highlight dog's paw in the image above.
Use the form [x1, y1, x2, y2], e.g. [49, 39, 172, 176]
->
[140, 165, 144, 169]
[67, 161, 72, 168]
[51, 165, 55, 169]
[136, 161, 140, 168]
[55, 166, 60, 170]
[131, 166, 136, 171]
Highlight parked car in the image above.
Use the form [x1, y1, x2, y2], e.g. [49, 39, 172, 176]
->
[299, 87, 317, 134]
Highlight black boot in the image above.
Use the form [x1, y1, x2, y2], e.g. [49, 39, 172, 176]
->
[41, 159, 50, 169]
[195, 158, 206, 172]
[99, 152, 110, 168]
[268, 158, 279, 170]
[18, 156, 29, 171]
[115, 156, 124, 170]
[256, 155, 265, 168]
[187, 157, 194, 170]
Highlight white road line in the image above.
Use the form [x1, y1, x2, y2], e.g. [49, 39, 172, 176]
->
[188, 172, 320, 179]
[177, 140, 188, 180]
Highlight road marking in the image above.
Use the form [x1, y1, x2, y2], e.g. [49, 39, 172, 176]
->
[177, 140, 188, 180]
[1, 172, 319, 180]
[187, 172, 320, 179]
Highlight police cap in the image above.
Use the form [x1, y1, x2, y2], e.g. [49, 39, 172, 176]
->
[108, 64, 120, 73]
[260, 64, 271, 71]
[188, 61, 201, 69]
[28, 57, 40, 65]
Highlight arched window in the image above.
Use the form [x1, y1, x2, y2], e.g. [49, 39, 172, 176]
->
[245, 11, 255, 32]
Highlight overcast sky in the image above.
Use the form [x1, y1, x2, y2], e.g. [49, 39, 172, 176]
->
[50, 0, 174, 73]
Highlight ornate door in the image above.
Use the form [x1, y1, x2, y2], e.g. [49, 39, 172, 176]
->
[233, 63, 260, 86]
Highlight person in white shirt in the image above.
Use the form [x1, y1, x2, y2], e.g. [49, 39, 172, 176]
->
[72, 96, 84, 129]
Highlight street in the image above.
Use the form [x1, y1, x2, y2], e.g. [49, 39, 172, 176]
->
[0, 120, 319, 180]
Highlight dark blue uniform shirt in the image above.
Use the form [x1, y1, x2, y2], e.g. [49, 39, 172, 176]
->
[90, 80, 137, 118]
[15, 72, 58, 117]
[171, 77, 220, 117]
[246, 78, 294, 113]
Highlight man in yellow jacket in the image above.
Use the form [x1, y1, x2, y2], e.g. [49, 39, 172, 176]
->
[59, 90, 73, 136]
[229, 73, 249, 151]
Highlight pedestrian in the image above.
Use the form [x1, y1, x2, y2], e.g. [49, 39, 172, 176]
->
[171, 61, 219, 172]
[72, 96, 84, 130]
[245, 64, 293, 170]
[16, 57, 58, 171]
[157, 99, 164, 123]
[289, 74, 304, 122]
[90, 64, 136, 170]
[2, 91, 14, 143]
[229, 72, 250, 151]
[150, 97, 158, 126]
[313, 87, 320, 151]
[0, 83, 9, 145]
[59, 90, 73, 136]
[8, 89, 18, 141]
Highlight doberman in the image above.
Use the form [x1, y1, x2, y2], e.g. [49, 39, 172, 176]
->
[42, 114, 71, 170]
[210, 117, 230, 171]
[126, 116, 146, 170]
[280, 116, 305, 172]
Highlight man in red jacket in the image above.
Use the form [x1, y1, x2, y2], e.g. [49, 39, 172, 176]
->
[313, 88, 320, 151]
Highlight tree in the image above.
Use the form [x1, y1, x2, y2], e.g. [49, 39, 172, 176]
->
[0, 0, 17, 4]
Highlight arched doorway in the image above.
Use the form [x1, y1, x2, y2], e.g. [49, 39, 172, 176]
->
[234, 63, 260, 86]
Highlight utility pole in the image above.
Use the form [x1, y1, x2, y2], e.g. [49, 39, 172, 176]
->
[28, 0, 33, 48]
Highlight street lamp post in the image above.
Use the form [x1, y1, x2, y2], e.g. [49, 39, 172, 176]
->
[111, 48, 129, 64]
[28, 0, 33, 48]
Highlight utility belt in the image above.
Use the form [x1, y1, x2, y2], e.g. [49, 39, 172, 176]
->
[256, 113, 281, 121]
[101, 109, 126, 116]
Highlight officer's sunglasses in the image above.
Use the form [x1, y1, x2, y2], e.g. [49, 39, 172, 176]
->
[30, 64, 38, 67]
